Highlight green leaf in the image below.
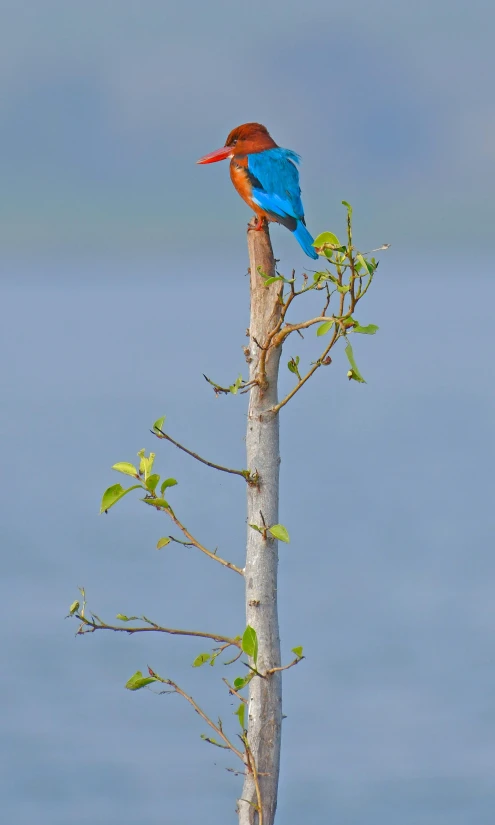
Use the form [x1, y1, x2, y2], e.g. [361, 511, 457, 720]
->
[313, 231, 341, 249]
[263, 275, 283, 286]
[156, 537, 171, 550]
[242, 625, 258, 666]
[235, 702, 246, 730]
[145, 473, 160, 493]
[125, 670, 157, 691]
[353, 323, 379, 335]
[152, 416, 166, 433]
[68, 600, 80, 615]
[344, 342, 366, 383]
[192, 653, 211, 668]
[291, 646, 304, 659]
[141, 497, 170, 510]
[229, 374, 243, 395]
[112, 462, 139, 479]
[355, 253, 376, 275]
[116, 614, 139, 621]
[287, 356, 300, 376]
[233, 672, 254, 690]
[160, 478, 178, 496]
[137, 451, 155, 481]
[100, 483, 143, 514]
[316, 320, 334, 337]
[354, 253, 367, 273]
[342, 200, 353, 216]
[336, 284, 350, 294]
[269, 524, 290, 543]
[249, 523, 263, 533]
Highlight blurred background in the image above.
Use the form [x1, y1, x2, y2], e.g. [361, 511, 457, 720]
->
[2, 1, 494, 823]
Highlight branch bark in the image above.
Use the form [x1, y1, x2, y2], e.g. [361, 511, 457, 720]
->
[239, 221, 282, 825]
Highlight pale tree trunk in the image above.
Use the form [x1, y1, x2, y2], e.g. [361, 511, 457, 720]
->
[239, 222, 283, 825]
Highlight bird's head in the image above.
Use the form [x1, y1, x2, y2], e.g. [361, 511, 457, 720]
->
[196, 122, 277, 164]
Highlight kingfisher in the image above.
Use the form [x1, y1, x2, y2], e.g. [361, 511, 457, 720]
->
[197, 122, 318, 260]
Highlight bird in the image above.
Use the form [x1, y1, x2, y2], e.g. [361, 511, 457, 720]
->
[197, 122, 318, 260]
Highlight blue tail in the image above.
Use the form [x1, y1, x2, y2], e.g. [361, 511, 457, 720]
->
[292, 220, 319, 260]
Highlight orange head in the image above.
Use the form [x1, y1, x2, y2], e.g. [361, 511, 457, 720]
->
[196, 122, 278, 164]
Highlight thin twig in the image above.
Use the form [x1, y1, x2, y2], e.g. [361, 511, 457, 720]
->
[223, 677, 248, 705]
[256, 283, 296, 386]
[271, 326, 341, 414]
[244, 737, 263, 825]
[322, 283, 332, 316]
[266, 656, 305, 675]
[252, 337, 269, 351]
[224, 649, 243, 666]
[150, 671, 245, 762]
[75, 614, 239, 646]
[202, 374, 233, 395]
[165, 508, 244, 576]
[153, 427, 251, 482]
[239, 380, 259, 395]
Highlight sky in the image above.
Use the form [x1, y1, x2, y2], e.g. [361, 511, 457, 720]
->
[2, 2, 495, 824]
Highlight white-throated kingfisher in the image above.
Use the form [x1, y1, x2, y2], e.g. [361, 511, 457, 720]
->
[197, 122, 318, 260]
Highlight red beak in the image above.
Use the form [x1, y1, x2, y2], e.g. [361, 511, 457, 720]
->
[196, 145, 232, 164]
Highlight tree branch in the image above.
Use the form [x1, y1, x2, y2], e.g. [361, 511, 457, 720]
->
[75, 614, 240, 647]
[257, 285, 295, 388]
[165, 508, 244, 576]
[265, 656, 305, 675]
[271, 327, 341, 414]
[153, 427, 253, 482]
[244, 736, 263, 825]
[223, 677, 248, 705]
[149, 670, 245, 762]
[270, 246, 376, 414]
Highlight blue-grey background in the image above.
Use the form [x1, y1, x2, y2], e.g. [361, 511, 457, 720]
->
[2, 1, 494, 823]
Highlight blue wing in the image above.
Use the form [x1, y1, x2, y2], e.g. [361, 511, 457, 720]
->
[247, 148, 305, 230]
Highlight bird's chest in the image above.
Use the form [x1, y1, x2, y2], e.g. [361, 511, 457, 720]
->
[230, 161, 257, 210]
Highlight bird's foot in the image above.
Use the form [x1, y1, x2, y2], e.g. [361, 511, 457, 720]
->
[248, 216, 265, 232]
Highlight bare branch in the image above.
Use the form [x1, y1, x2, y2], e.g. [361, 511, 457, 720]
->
[75, 614, 240, 647]
[153, 427, 253, 482]
[149, 670, 245, 762]
[266, 656, 305, 675]
[257, 286, 296, 387]
[244, 736, 263, 825]
[224, 649, 243, 666]
[165, 508, 244, 576]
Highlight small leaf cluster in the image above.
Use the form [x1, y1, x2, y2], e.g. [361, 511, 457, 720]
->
[100, 422, 178, 516]
[277, 202, 386, 390]
[249, 522, 290, 543]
